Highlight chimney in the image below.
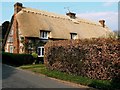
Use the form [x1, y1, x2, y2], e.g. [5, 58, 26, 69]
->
[14, 2, 23, 14]
[99, 20, 105, 28]
[66, 12, 76, 19]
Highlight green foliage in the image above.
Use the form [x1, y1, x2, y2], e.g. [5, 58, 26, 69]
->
[2, 52, 34, 66]
[32, 52, 38, 58]
[20, 37, 24, 43]
[2, 21, 10, 39]
[21, 38, 46, 54]
[118, 35, 120, 39]
[108, 32, 118, 39]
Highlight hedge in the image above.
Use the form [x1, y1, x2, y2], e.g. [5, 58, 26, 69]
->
[2, 52, 34, 66]
[44, 38, 120, 82]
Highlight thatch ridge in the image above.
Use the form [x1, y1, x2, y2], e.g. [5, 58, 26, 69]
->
[16, 7, 113, 39]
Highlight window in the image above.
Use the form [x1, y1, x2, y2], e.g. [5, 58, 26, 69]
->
[70, 33, 77, 39]
[37, 46, 44, 57]
[8, 37, 13, 42]
[9, 46, 13, 53]
[40, 31, 49, 39]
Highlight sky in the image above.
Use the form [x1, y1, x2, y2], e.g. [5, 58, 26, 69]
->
[0, 1, 119, 31]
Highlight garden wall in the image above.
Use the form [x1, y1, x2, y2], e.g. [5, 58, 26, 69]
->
[44, 38, 120, 81]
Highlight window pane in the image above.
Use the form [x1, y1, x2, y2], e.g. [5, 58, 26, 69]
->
[10, 46, 13, 53]
[71, 34, 77, 39]
[11, 37, 13, 42]
[42, 48, 44, 55]
[38, 48, 41, 56]
[44, 32, 47, 38]
[9, 37, 13, 42]
[73, 35, 76, 39]
[38, 47, 44, 57]
[40, 32, 44, 38]
[40, 31, 48, 39]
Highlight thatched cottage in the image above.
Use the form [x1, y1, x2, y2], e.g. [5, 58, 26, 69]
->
[4, 2, 113, 57]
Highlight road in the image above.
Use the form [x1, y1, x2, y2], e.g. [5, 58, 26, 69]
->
[0, 54, 2, 89]
[2, 64, 90, 89]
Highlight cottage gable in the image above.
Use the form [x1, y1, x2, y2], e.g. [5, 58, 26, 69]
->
[5, 25, 14, 53]
[5, 21, 24, 53]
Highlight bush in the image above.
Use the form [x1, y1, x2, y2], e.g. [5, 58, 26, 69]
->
[2, 52, 34, 66]
[32, 52, 38, 59]
[31, 52, 44, 64]
[37, 57, 44, 64]
[44, 38, 120, 82]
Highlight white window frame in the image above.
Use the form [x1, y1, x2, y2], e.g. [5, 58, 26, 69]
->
[8, 37, 13, 42]
[70, 33, 77, 40]
[37, 46, 44, 57]
[10, 37, 13, 42]
[40, 31, 49, 39]
[9, 45, 13, 53]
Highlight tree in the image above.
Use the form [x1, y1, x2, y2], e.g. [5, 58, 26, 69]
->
[2, 21, 10, 40]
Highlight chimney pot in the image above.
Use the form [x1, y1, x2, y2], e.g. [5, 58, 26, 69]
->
[66, 12, 76, 19]
[99, 20, 105, 28]
[14, 2, 23, 14]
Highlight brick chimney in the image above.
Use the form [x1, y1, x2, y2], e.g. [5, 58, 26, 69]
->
[14, 2, 23, 14]
[13, 2, 23, 53]
[99, 20, 105, 28]
[66, 12, 76, 19]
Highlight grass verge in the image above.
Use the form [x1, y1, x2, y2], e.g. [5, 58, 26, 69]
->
[20, 64, 120, 90]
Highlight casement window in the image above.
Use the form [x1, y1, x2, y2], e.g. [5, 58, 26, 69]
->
[9, 45, 13, 53]
[8, 37, 13, 42]
[37, 46, 44, 57]
[70, 33, 77, 39]
[40, 31, 49, 39]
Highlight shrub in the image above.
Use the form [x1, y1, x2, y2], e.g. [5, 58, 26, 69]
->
[44, 38, 120, 82]
[2, 52, 34, 66]
[32, 52, 38, 59]
[37, 57, 44, 64]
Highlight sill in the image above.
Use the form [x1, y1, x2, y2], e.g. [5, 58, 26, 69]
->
[38, 55, 44, 57]
[40, 37, 48, 39]
[7, 42, 13, 43]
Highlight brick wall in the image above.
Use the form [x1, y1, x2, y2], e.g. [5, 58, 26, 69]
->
[13, 14, 19, 53]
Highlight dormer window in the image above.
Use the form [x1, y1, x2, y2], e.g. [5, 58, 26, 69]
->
[70, 33, 77, 40]
[40, 31, 49, 39]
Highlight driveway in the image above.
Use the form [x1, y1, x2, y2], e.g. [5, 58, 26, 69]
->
[2, 64, 91, 89]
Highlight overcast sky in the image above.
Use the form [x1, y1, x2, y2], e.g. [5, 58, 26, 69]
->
[0, 0, 119, 31]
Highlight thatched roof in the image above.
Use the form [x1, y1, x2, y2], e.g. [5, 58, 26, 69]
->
[16, 7, 113, 39]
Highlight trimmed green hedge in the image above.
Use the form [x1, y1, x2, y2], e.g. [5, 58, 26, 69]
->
[2, 52, 34, 66]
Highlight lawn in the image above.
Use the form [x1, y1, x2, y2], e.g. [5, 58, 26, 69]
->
[19, 64, 120, 90]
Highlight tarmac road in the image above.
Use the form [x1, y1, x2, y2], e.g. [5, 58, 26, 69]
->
[2, 64, 90, 89]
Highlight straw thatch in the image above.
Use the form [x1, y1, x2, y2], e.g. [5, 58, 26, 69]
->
[16, 7, 113, 39]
